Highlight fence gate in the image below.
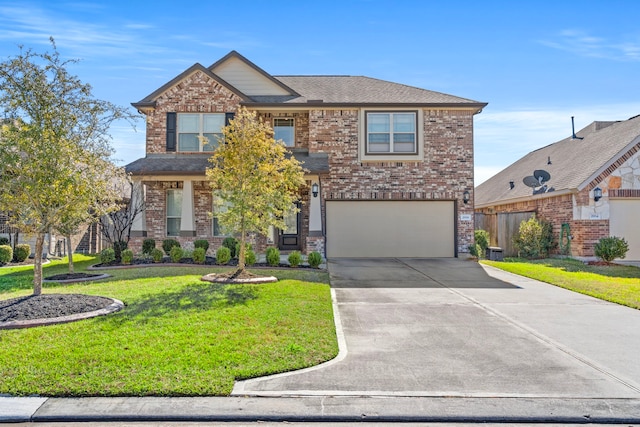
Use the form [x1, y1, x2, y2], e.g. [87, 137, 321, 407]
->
[476, 211, 535, 257]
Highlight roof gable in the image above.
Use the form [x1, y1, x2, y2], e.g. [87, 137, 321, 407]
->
[475, 115, 640, 207]
[132, 63, 249, 110]
[209, 51, 298, 97]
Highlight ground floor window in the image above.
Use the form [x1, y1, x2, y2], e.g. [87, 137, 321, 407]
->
[166, 189, 182, 236]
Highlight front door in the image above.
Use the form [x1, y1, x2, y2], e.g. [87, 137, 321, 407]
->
[278, 202, 302, 251]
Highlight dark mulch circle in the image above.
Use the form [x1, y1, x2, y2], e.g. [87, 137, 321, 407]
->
[44, 272, 105, 281]
[0, 294, 114, 322]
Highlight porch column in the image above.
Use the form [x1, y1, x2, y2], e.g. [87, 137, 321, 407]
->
[180, 179, 196, 237]
[309, 175, 322, 232]
[130, 180, 147, 237]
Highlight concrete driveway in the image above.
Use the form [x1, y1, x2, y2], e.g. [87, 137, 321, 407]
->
[233, 258, 640, 399]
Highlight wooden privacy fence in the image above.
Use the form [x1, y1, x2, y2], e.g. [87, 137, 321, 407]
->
[475, 211, 535, 257]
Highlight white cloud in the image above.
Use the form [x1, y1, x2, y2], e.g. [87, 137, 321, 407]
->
[474, 102, 640, 183]
[539, 29, 640, 61]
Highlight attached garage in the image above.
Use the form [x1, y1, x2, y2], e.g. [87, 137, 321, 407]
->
[609, 199, 640, 260]
[325, 200, 455, 258]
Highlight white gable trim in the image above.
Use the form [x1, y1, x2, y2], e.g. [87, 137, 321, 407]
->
[211, 56, 291, 96]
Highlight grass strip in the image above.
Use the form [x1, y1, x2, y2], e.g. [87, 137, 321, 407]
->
[483, 257, 640, 309]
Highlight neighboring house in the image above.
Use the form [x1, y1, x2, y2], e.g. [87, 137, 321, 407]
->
[475, 115, 640, 260]
[126, 51, 486, 257]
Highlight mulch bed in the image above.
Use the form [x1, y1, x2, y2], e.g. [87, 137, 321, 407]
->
[94, 257, 316, 269]
[44, 272, 105, 281]
[0, 294, 114, 322]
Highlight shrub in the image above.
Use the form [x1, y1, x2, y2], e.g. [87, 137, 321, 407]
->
[162, 239, 181, 255]
[121, 249, 134, 264]
[13, 244, 31, 262]
[192, 247, 206, 264]
[216, 246, 231, 265]
[288, 250, 302, 267]
[151, 248, 164, 263]
[266, 247, 280, 267]
[513, 216, 555, 259]
[0, 237, 9, 246]
[307, 251, 323, 268]
[194, 239, 210, 252]
[245, 248, 257, 266]
[594, 236, 629, 263]
[222, 237, 238, 258]
[100, 247, 115, 264]
[170, 246, 183, 263]
[475, 229, 490, 258]
[142, 238, 156, 255]
[113, 241, 128, 261]
[0, 245, 12, 265]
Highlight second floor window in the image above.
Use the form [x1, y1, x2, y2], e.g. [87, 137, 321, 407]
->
[178, 113, 225, 152]
[366, 112, 417, 154]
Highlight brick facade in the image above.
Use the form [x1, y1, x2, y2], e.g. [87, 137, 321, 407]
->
[129, 63, 480, 257]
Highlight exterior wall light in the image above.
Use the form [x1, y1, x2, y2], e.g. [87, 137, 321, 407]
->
[593, 187, 602, 202]
[312, 182, 319, 198]
[463, 190, 470, 204]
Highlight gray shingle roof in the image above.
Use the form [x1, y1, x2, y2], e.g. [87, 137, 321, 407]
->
[125, 151, 329, 176]
[266, 76, 483, 106]
[475, 115, 640, 207]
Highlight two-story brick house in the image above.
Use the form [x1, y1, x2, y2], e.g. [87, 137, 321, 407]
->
[125, 51, 486, 257]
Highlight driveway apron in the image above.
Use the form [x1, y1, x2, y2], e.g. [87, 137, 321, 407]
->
[233, 258, 640, 398]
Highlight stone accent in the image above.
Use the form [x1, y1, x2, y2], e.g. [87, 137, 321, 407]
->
[306, 233, 325, 255]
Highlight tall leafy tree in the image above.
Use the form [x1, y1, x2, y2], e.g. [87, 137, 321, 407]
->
[206, 107, 306, 275]
[0, 40, 136, 294]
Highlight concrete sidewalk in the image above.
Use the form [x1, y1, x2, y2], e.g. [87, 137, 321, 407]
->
[2, 258, 640, 423]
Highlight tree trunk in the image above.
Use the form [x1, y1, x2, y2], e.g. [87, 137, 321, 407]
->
[237, 227, 246, 273]
[33, 232, 45, 296]
[66, 234, 74, 273]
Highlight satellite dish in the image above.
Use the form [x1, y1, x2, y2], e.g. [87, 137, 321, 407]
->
[533, 169, 551, 184]
[523, 176, 540, 188]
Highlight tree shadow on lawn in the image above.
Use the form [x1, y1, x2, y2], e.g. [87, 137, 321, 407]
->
[109, 282, 258, 324]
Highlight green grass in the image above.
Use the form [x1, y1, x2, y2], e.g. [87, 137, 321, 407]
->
[483, 257, 640, 309]
[0, 255, 337, 396]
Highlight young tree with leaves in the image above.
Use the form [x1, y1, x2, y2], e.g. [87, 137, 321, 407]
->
[206, 107, 306, 276]
[0, 40, 137, 294]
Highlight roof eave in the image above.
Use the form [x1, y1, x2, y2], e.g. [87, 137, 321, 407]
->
[243, 101, 487, 112]
[475, 188, 575, 209]
[576, 137, 640, 192]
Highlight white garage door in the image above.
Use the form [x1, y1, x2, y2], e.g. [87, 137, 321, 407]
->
[610, 199, 640, 260]
[326, 200, 455, 258]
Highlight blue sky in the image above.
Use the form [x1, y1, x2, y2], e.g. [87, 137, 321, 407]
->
[1, 0, 639, 184]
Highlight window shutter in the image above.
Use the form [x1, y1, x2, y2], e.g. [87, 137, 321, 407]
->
[224, 112, 235, 126]
[166, 112, 177, 152]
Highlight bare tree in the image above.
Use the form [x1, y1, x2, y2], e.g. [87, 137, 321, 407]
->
[99, 177, 145, 259]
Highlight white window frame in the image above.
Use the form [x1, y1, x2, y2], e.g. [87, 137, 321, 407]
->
[273, 118, 295, 147]
[359, 109, 424, 162]
[177, 113, 225, 152]
[166, 189, 182, 237]
[212, 193, 232, 237]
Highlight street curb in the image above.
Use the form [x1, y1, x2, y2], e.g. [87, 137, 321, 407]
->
[5, 396, 639, 424]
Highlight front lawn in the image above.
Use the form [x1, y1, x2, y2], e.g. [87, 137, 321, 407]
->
[483, 257, 640, 309]
[0, 255, 337, 396]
